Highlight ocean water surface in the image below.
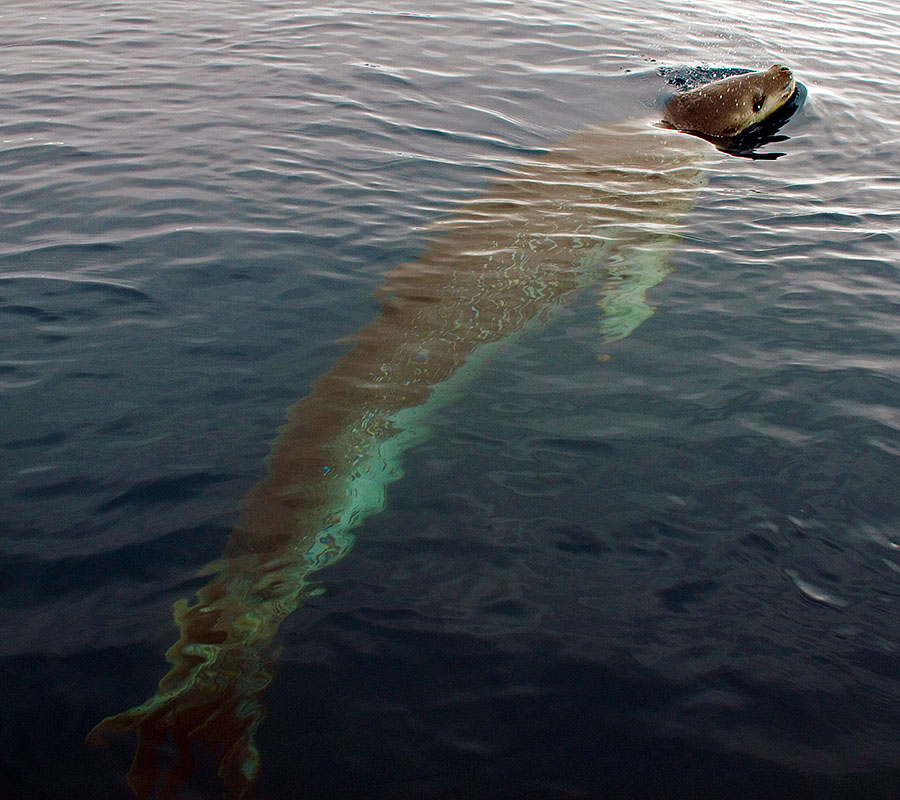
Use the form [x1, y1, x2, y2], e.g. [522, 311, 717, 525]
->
[2, 1, 900, 798]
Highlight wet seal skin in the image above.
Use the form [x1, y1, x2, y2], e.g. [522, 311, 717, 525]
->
[660, 64, 803, 159]
[87, 66, 804, 799]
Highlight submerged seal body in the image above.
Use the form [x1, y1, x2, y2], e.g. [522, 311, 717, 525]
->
[90, 66, 800, 799]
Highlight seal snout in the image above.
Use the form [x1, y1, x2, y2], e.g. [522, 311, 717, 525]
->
[769, 64, 796, 97]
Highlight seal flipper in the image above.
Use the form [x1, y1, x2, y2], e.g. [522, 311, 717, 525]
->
[595, 236, 679, 344]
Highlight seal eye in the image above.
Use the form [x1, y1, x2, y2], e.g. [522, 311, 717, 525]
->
[752, 95, 765, 113]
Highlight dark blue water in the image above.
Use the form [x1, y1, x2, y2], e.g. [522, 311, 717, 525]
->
[3, 1, 900, 798]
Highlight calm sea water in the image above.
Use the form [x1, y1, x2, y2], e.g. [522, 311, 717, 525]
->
[2, 1, 900, 798]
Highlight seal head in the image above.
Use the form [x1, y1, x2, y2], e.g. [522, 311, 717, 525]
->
[661, 64, 797, 140]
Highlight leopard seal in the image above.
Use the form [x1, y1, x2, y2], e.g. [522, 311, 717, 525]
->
[663, 64, 795, 138]
[88, 65, 800, 798]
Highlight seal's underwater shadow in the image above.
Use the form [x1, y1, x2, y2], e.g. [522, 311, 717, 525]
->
[88, 65, 804, 799]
